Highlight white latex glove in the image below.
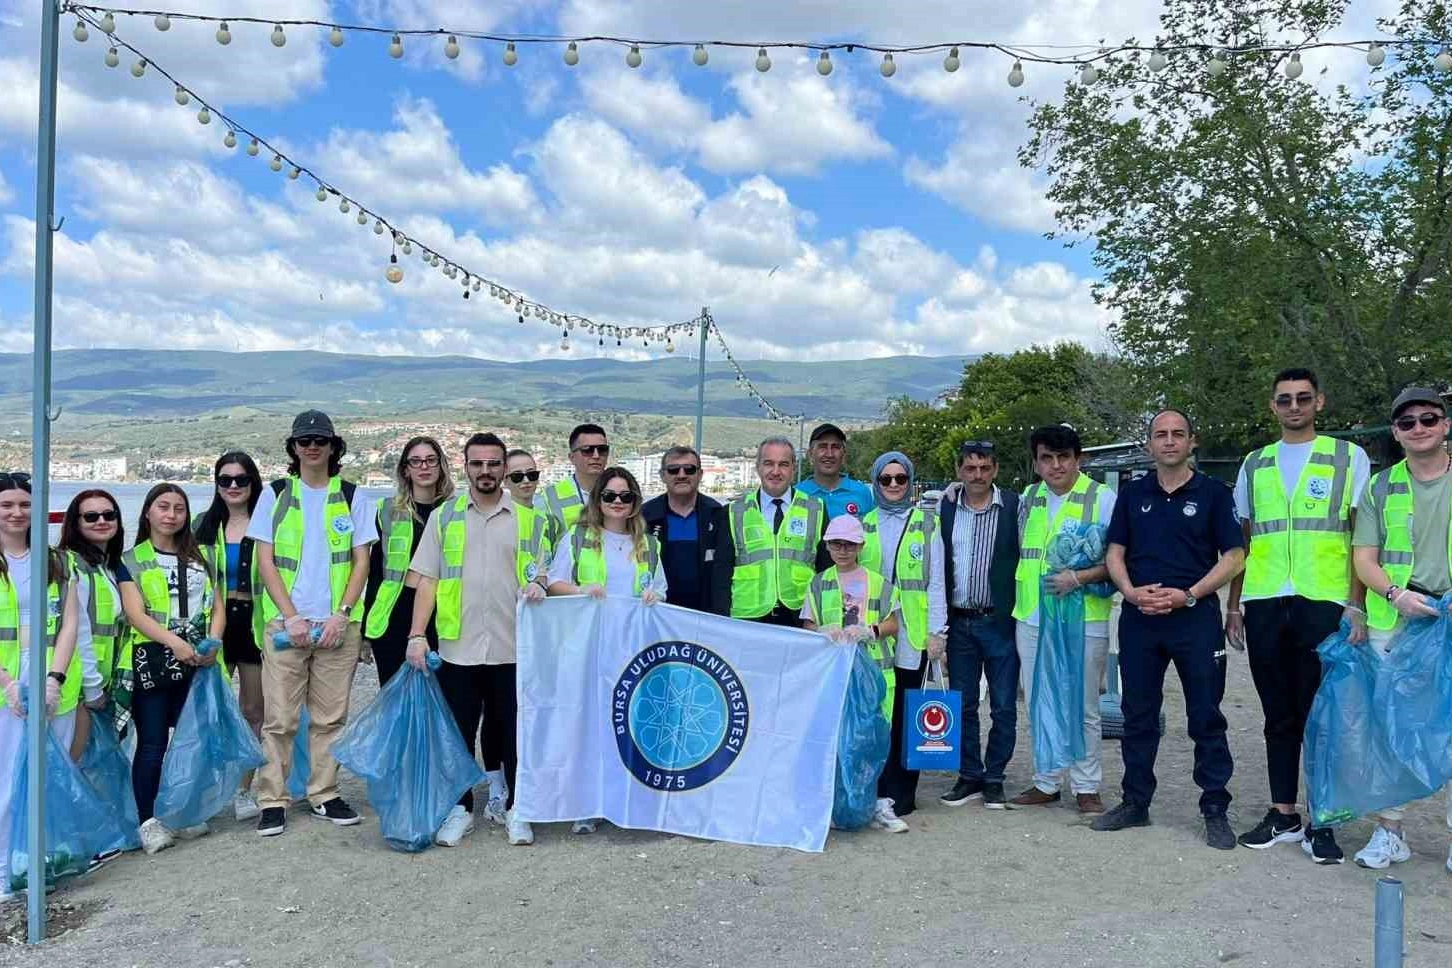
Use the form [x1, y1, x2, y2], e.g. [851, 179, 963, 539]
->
[406, 635, 431, 671]
[44, 676, 61, 715]
[1344, 606, 1368, 645]
[583, 584, 607, 600]
[641, 588, 662, 606]
[284, 613, 312, 649]
[520, 582, 547, 604]
[4, 679, 23, 716]
[318, 613, 349, 649]
[1393, 588, 1439, 620]
[926, 634, 947, 662]
[844, 624, 873, 644]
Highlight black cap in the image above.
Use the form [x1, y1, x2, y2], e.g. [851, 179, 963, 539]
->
[290, 409, 336, 439]
[1390, 386, 1445, 419]
[809, 422, 846, 444]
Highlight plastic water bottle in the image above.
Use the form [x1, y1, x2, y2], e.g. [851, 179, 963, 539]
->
[272, 625, 323, 650]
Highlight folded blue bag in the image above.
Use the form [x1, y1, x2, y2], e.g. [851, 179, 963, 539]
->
[831, 646, 890, 831]
[77, 709, 141, 853]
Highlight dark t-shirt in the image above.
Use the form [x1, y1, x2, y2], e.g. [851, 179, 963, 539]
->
[365, 500, 438, 610]
[1106, 471, 1243, 592]
[663, 508, 702, 610]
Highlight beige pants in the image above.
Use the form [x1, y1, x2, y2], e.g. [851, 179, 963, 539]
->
[1016, 622, 1110, 795]
[1368, 625, 1452, 829]
[256, 619, 362, 810]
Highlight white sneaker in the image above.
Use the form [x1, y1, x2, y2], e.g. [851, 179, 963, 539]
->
[571, 818, 601, 835]
[1355, 825, 1412, 869]
[434, 806, 474, 847]
[176, 823, 210, 840]
[870, 798, 909, 834]
[234, 793, 261, 822]
[483, 794, 508, 826]
[506, 809, 534, 846]
[140, 818, 176, 855]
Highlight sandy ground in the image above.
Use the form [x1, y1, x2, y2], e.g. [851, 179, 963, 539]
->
[2, 654, 1450, 968]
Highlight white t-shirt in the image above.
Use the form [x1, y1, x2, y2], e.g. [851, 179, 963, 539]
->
[149, 551, 209, 620]
[1232, 440, 1372, 602]
[548, 530, 668, 599]
[1020, 486, 1118, 638]
[75, 565, 118, 701]
[247, 479, 378, 620]
[4, 552, 32, 627]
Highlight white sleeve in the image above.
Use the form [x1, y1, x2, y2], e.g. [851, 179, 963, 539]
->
[651, 556, 669, 596]
[247, 487, 277, 544]
[927, 529, 948, 633]
[1350, 445, 1372, 507]
[1098, 488, 1118, 539]
[75, 579, 104, 702]
[548, 539, 575, 586]
[350, 488, 379, 547]
[1231, 462, 1250, 521]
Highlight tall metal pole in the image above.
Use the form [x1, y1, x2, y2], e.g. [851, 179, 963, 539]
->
[796, 417, 806, 484]
[1374, 877, 1404, 968]
[693, 308, 710, 455]
[27, 0, 62, 945]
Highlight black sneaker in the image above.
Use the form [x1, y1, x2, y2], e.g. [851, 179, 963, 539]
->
[1091, 801, 1150, 832]
[1237, 809, 1304, 849]
[983, 782, 1007, 810]
[940, 778, 985, 806]
[257, 807, 286, 837]
[1301, 826, 1345, 865]
[311, 797, 362, 826]
[1205, 814, 1235, 850]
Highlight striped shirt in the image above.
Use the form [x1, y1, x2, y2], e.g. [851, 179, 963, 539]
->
[951, 485, 1001, 609]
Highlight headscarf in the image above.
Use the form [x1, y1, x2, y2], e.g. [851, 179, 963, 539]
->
[870, 451, 915, 514]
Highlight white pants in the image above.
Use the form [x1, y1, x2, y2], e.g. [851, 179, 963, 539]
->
[1368, 626, 1452, 829]
[1016, 621, 1109, 795]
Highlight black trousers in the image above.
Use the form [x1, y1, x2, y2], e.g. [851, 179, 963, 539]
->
[878, 652, 926, 815]
[437, 661, 516, 812]
[752, 603, 804, 628]
[367, 586, 438, 690]
[1244, 596, 1343, 809]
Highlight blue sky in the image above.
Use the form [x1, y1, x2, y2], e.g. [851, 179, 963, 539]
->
[0, 0, 1393, 362]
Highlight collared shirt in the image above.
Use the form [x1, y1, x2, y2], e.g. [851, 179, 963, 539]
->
[797, 476, 875, 520]
[1106, 471, 1243, 595]
[758, 486, 795, 522]
[951, 485, 1002, 609]
[409, 490, 522, 666]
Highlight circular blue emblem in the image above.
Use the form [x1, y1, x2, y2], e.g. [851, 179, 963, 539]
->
[614, 641, 749, 792]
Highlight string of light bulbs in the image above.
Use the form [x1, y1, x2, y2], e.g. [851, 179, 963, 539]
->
[707, 319, 803, 425]
[64, 3, 1440, 87]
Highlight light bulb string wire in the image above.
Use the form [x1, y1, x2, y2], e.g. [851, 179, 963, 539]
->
[708, 318, 803, 423]
[66, 4, 1424, 65]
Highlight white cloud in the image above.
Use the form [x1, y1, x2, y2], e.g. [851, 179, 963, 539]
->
[0, 169, 12, 206]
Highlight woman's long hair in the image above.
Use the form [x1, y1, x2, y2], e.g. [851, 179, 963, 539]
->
[0, 473, 67, 585]
[581, 467, 648, 563]
[195, 451, 263, 545]
[390, 436, 455, 523]
[58, 488, 125, 571]
[135, 483, 207, 567]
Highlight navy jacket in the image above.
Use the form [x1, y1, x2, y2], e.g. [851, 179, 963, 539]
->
[642, 493, 733, 617]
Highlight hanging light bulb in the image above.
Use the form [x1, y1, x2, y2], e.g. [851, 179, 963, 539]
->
[223, 130, 237, 149]
[246, 137, 260, 156]
[1148, 49, 1168, 72]
[1365, 44, 1386, 67]
[817, 51, 833, 75]
[330, 26, 344, 47]
[289, 166, 301, 180]
[564, 41, 579, 66]
[339, 198, 350, 213]
[130, 58, 147, 77]
[430, 254, 441, 267]
[356, 210, 368, 225]
[755, 47, 771, 72]
[72, 20, 88, 43]
[944, 46, 960, 72]
[271, 25, 286, 47]
[560, 335, 570, 351]
[216, 22, 231, 45]
[880, 53, 896, 77]
[390, 33, 404, 59]
[693, 44, 708, 66]
[174, 85, 190, 105]
[105, 46, 119, 68]
[1437, 47, 1452, 72]
[197, 106, 211, 124]
[386, 254, 404, 284]
[100, 11, 115, 34]
[155, 13, 170, 31]
[445, 35, 460, 59]
[1285, 51, 1304, 79]
[503, 41, 518, 66]
[1007, 60, 1024, 87]
[1079, 62, 1099, 85]
[626, 44, 642, 68]
[1207, 49, 1227, 75]
[401, 241, 412, 255]
[315, 186, 327, 201]
[373, 219, 385, 235]
[271, 154, 284, 172]
[666, 339, 675, 353]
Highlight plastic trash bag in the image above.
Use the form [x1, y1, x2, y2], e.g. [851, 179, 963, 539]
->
[1380, 595, 1452, 788]
[77, 709, 141, 853]
[287, 705, 311, 801]
[831, 646, 890, 831]
[333, 652, 482, 852]
[1304, 621, 1440, 826]
[153, 643, 267, 830]
[9, 725, 131, 892]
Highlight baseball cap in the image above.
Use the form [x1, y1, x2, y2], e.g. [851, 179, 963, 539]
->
[809, 422, 846, 444]
[823, 514, 865, 544]
[1390, 386, 1446, 419]
[290, 409, 336, 439]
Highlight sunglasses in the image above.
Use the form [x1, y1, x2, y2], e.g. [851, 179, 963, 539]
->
[467, 458, 504, 470]
[877, 473, 910, 487]
[405, 456, 440, 469]
[958, 441, 996, 456]
[1274, 392, 1317, 408]
[293, 435, 333, 449]
[1395, 411, 1447, 431]
[600, 490, 637, 505]
[507, 470, 541, 483]
[573, 444, 610, 457]
[216, 474, 251, 489]
[81, 509, 120, 524]
[664, 464, 699, 477]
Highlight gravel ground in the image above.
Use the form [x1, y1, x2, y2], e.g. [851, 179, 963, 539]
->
[2, 654, 1450, 968]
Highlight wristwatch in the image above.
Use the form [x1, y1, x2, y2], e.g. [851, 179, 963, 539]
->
[1385, 584, 1401, 602]
[1183, 591, 1198, 609]
[47, 670, 67, 686]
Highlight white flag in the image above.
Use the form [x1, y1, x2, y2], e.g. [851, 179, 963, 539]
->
[515, 596, 854, 852]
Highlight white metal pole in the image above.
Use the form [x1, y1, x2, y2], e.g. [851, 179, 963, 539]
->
[693, 309, 710, 454]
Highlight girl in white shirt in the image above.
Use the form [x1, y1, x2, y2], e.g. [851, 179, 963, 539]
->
[57, 488, 127, 761]
[548, 468, 668, 602]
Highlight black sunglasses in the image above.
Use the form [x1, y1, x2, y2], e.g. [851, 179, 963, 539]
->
[664, 464, 699, 477]
[216, 474, 252, 489]
[293, 435, 333, 448]
[507, 470, 541, 483]
[877, 473, 910, 487]
[573, 444, 610, 457]
[599, 489, 637, 505]
[1274, 392, 1316, 408]
[81, 509, 120, 523]
[467, 458, 504, 470]
[958, 441, 995, 456]
[1395, 411, 1447, 431]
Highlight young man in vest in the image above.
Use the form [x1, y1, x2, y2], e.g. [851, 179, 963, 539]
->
[406, 432, 552, 848]
[797, 423, 875, 520]
[248, 410, 377, 837]
[1227, 368, 1371, 863]
[728, 437, 830, 627]
[542, 423, 609, 538]
[1350, 386, 1452, 874]
[1009, 425, 1117, 815]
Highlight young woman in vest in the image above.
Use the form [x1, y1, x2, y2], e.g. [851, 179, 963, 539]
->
[119, 483, 225, 855]
[57, 488, 127, 762]
[363, 436, 452, 687]
[0, 472, 82, 899]
[800, 513, 905, 833]
[547, 466, 666, 835]
[194, 451, 265, 821]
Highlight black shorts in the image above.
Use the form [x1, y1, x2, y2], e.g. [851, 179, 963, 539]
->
[222, 598, 261, 666]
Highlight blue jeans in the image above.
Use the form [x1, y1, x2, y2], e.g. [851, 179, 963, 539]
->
[947, 613, 1019, 784]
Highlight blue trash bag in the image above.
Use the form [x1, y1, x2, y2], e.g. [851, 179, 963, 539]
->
[287, 705, 311, 801]
[1380, 594, 1452, 790]
[153, 644, 267, 830]
[77, 709, 141, 853]
[831, 646, 891, 831]
[332, 652, 482, 852]
[9, 725, 132, 892]
[1303, 621, 1440, 826]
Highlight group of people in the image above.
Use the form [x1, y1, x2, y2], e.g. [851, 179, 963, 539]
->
[1, 367, 1449, 889]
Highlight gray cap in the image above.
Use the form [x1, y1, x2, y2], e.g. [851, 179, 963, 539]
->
[290, 409, 336, 439]
[1390, 386, 1445, 419]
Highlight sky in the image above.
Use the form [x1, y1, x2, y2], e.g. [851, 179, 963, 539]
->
[0, 0, 1397, 364]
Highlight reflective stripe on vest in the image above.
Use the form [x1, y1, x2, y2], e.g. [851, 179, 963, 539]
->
[728, 491, 823, 618]
[1242, 436, 1355, 603]
[805, 566, 897, 719]
[0, 569, 81, 714]
[570, 524, 661, 596]
[261, 476, 361, 622]
[543, 478, 585, 536]
[364, 497, 417, 639]
[860, 507, 936, 649]
[434, 495, 549, 640]
[121, 540, 218, 643]
[1367, 461, 1452, 630]
[1012, 474, 1112, 623]
[70, 552, 122, 687]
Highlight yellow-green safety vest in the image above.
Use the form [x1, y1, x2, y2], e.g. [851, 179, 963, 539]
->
[1013, 474, 1113, 623]
[1367, 460, 1452, 631]
[1241, 436, 1356, 604]
[569, 524, 661, 596]
[260, 476, 363, 623]
[728, 490, 824, 618]
[542, 477, 586, 538]
[0, 565, 81, 715]
[804, 566, 899, 719]
[860, 507, 936, 650]
[121, 540, 228, 678]
[68, 551, 125, 689]
[197, 514, 264, 655]
[434, 495, 551, 640]
[365, 497, 418, 639]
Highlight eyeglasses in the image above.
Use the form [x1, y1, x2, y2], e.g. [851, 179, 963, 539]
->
[1274, 392, 1317, 408]
[573, 444, 610, 457]
[664, 464, 699, 477]
[599, 490, 637, 505]
[406, 455, 440, 469]
[876, 473, 910, 487]
[467, 458, 504, 470]
[826, 540, 862, 551]
[507, 470, 541, 483]
[293, 435, 332, 449]
[216, 474, 251, 489]
[1395, 411, 1447, 431]
[958, 441, 995, 456]
[81, 510, 120, 524]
